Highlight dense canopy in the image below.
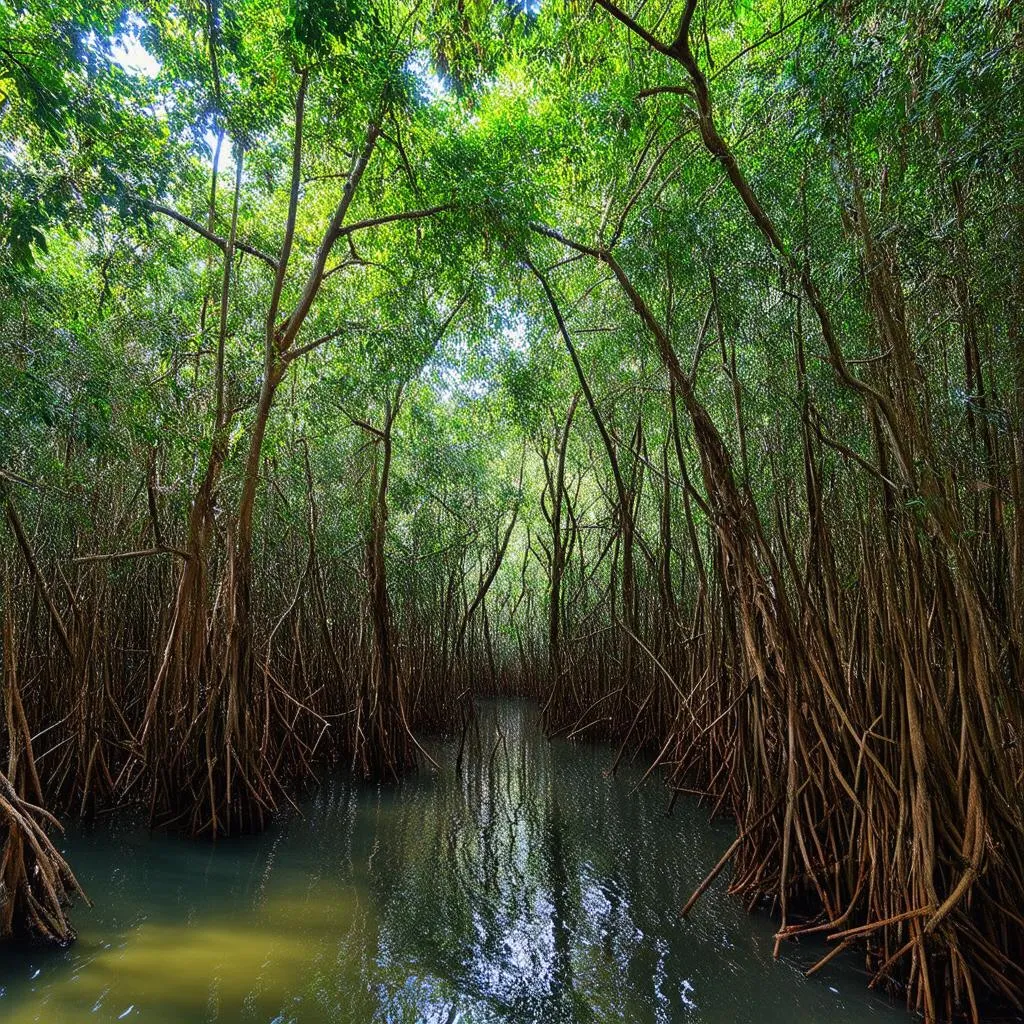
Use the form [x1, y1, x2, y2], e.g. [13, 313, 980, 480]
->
[2, 1, 1022, 1021]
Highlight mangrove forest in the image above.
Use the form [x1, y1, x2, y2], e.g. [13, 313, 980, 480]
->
[1, 0, 1022, 1020]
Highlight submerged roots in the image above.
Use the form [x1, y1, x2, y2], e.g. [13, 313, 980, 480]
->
[0, 772, 87, 945]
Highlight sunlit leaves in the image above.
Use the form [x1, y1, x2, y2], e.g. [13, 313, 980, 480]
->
[4, 0, 1022, 652]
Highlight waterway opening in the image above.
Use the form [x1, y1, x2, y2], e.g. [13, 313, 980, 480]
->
[0, 700, 905, 1023]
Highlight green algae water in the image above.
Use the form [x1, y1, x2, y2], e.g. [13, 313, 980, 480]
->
[0, 701, 904, 1023]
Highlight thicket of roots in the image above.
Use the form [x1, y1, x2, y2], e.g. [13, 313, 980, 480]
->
[0, 473, 482, 848]
[509, 464, 1024, 1021]
[1, 604, 87, 944]
[3, 421, 1022, 1019]
[0, 769, 86, 945]
[4, 375, 1021, 1021]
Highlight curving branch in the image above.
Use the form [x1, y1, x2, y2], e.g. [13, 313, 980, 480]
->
[337, 203, 454, 239]
[143, 200, 279, 271]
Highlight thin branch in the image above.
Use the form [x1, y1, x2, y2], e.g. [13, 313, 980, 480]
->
[143, 200, 278, 270]
[530, 222, 603, 259]
[72, 546, 190, 564]
[284, 322, 366, 363]
[3, 484, 72, 658]
[348, 415, 385, 439]
[266, 69, 309, 345]
[591, 0, 678, 57]
[710, 2, 823, 81]
[337, 203, 454, 239]
[276, 123, 382, 354]
[636, 84, 693, 100]
[608, 129, 691, 247]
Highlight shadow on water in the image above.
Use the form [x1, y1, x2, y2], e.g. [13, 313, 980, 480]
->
[0, 700, 906, 1023]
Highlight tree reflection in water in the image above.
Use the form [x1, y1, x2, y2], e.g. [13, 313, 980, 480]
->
[0, 701, 903, 1023]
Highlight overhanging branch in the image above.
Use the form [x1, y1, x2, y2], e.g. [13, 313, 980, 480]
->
[144, 200, 279, 271]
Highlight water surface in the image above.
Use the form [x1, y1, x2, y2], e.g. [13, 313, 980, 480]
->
[0, 700, 905, 1023]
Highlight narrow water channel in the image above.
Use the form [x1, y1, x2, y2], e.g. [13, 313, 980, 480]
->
[0, 700, 905, 1023]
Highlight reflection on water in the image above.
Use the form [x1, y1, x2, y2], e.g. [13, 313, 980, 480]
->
[0, 701, 903, 1023]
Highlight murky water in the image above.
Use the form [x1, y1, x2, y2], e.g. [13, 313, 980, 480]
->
[0, 700, 905, 1023]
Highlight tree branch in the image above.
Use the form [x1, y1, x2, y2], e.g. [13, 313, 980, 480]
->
[72, 546, 190, 563]
[144, 200, 279, 270]
[276, 123, 382, 354]
[348, 414, 385, 439]
[636, 84, 693, 100]
[337, 203, 454, 239]
[266, 69, 309, 345]
[530, 222, 604, 260]
[591, 0, 678, 57]
[284, 322, 366, 363]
